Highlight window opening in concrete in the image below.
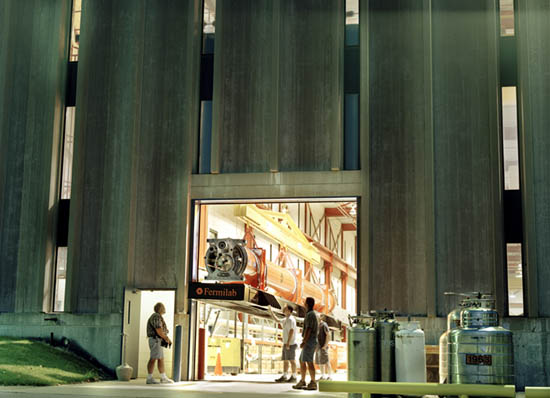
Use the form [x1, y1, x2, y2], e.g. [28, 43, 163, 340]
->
[502, 87, 519, 190]
[500, 0, 514, 37]
[346, 0, 359, 27]
[199, 101, 213, 174]
[501, 86, 524, 316]
[344, 0, 359, 170]
[189, 199, 357, 381]
[69, 0, 81, 61]
[61, 107, 75, 199]
[506, 243, 523, 316]
[53, 247, 67, 312]
[202, 0, 215, 54]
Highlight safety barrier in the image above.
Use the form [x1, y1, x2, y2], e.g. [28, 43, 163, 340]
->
[318, 380, 516, 398]
[525, 387, 550, 398]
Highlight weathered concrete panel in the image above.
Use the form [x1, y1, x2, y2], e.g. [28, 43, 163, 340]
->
[517, 0, 550, 317]
[432, 0, 502, 316]
[67, 0, 201, 312]
[0, 312, 123, 370]
[68, 0, 143, 314]
[0, 0, 71, 312]
[278, 0, 344, 172]
[131, 0, 200, 289]
[213, 0, 275, 173]
[366, 0, 432, 316]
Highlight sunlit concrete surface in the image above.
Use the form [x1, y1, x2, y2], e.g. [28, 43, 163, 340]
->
[0, 379, 527, 398]
[0, 377, 347, 398]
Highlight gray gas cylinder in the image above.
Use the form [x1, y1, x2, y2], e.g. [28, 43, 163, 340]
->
[439, 306, 463, 383]
[372, 310, 397, 382]
[347, 315, 377, 398]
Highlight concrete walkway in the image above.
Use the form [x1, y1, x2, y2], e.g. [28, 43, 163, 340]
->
[0, 379, 347, 398]
[0, 379, 527, 398]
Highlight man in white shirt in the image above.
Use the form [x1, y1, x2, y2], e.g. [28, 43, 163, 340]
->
[275, 305, 298, 383]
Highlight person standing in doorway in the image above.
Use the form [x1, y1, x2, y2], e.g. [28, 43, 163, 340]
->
[292, 297, 319, 390]
[275, 305, 298, 383]
[146, 302, 174, 384]
[316, 313, 332, 380]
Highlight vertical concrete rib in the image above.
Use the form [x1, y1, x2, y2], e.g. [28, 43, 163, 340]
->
[517, 0, 550, 317]
[358, 0, 370, 312]
[423, 0, 436, 318]
[67, 1, 201, 314]
[432, 0, 502, 315]
[365, 0, 432, 316]
[0, 0, 71, 313]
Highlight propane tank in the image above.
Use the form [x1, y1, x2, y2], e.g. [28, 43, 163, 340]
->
[372, 310, 397, 382]
[449, 296, 514, 385]
[395, 321, 426, 383]
[347, 315, 377, 398]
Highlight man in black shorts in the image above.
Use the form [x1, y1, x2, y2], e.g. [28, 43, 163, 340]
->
[292, 297, 318, 390]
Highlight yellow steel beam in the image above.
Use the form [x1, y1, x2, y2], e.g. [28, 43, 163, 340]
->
[526, 387, 550, 398]
[318, 381, 516, 398]
[234, 204, 321, 265]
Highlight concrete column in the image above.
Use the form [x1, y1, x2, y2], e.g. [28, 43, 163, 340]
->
[66, 0, 201, 314]
[278, 0, 344, 172]
[211, 0, 278, 174]
[212, 0, 344, 174]
[0, 0, 71, 312]
[360, 0, 434, 316]
[432, 0, 503, 315]
[517, 0, 550, 317]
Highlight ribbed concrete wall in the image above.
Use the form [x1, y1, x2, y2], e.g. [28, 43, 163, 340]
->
[364, 0, 433, 316]
[360, 0, 503, 316]
[212, 0, 344, 173]
[431, 0, 503, 316]
[66, 0, 201, 314]
[517, 0, 550, 318]
[0, 0, 71, 312]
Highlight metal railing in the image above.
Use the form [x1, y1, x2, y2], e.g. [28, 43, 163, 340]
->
[318, 380, 516, 398]
[525, 387, 550, 398]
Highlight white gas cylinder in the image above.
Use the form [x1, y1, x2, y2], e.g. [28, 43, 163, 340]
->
[395, 321, 426, 382]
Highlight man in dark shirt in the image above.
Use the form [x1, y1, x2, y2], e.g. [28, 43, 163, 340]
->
[316, 313, 332, 380]
[292, 297, 318, 390]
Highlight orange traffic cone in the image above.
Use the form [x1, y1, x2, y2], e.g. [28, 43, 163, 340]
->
[214, 352, 223, 376]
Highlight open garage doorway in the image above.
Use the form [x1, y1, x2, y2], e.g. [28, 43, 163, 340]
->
[187, 199, 358, 382]
[123, 289, 175, 379]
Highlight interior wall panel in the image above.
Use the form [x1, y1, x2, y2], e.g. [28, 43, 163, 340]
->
[432, 0, 502, 316]
[517, 0, 550, 317]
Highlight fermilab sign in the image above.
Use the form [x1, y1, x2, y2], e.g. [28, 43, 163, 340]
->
[188, 282, 245, 300]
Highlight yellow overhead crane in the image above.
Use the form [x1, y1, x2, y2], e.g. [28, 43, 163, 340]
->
[234, 204, 321, 266]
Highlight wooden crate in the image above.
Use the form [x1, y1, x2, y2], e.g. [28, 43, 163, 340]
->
[425, 345, 439, 383]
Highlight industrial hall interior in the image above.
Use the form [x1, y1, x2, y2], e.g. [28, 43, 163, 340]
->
[1, 0, 550, 394]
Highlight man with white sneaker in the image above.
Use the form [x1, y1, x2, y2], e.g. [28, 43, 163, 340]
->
[146, 302, 174, 384]
[275, 305, 298, 383]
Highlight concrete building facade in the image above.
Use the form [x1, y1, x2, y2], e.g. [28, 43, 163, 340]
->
[1, 0, 549, 389]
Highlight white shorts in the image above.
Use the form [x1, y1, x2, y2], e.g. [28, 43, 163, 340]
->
[149, 337, 164, 359]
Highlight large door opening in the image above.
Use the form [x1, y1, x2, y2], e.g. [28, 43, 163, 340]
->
[123, 289, 175, 379]
[188, 199, 358, 381]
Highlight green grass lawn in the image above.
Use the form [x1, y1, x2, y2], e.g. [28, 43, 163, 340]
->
[0, 337, 106, 386]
